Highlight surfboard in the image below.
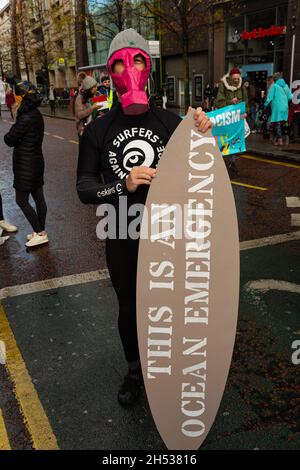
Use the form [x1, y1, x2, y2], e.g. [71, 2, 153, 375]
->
[136, 110, 240, 450]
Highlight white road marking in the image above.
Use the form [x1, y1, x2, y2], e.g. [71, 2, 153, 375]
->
[286, 196, 300, 208]
[285, 196, 300, 227]
[1, 231, 300, 300]
[0, 269, 110, 300]
[245, 279, 300, 294]
[240, 230, 300, 250]
[291, 214, 300, 226]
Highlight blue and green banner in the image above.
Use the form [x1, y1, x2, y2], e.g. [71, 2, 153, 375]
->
[207, 102, 247, 156]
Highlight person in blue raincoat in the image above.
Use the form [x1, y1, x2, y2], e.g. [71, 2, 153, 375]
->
[264, 74, 292, 146]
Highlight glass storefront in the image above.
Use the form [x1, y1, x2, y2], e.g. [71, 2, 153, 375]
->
[226, 4, 288, 74]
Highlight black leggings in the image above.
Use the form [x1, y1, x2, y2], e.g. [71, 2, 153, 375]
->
[15, 187, 47, 233]
[0, 193, 4, 220]
[105, 237, 140, 362]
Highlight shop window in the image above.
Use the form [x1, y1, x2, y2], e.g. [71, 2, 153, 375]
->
[227, 16, 244, 54]
[194, 75, 203, 102]
[179, 79, 192, 109]
[245, 9, 277, 56]
[167, 76, 175, 102]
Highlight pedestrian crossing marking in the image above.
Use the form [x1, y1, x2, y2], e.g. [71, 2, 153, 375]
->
[0, 408, 11, 450]
[291, 214, 300, 226]
[286, 197, 300, 208]
[231, 181, 268, 191]
[0, 304, 59, 450]
[285, 197, 300, 227]
[240, 154, 300, 169]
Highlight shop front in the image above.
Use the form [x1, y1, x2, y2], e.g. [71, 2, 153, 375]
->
[225, 2, 288, 100]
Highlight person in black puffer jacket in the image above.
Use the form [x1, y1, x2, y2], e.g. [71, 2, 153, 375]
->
[4, 80, 49, 248]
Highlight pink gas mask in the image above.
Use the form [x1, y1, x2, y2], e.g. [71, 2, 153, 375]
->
[108, 48, 151, 115]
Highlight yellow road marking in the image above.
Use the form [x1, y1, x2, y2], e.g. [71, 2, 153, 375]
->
[0, 304, 59, 450]
[240, 154, 300, 169]
[52, 135, 64, 140]
[69, 140, 79, 145]
[231, 181, 268, 191]
[0, 408, 11, 450]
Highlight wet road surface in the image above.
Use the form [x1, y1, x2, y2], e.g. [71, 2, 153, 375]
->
[1, 113, 300, 288]
[0, 111, 300, 450]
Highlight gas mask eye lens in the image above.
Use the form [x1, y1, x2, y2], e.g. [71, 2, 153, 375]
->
[134, 54, 146, 67]
[112, 59, 125, 74]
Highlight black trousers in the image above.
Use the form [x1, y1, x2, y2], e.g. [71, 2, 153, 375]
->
[0, 193, 4, 220]
[15, 187, 47, 233]
[105, 237, 140, 362]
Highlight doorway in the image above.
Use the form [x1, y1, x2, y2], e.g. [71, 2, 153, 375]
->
[179, 79, 192, 110]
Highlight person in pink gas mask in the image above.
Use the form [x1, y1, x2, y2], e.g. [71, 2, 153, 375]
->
[108, 46, 151, 115]
[77, 29, 212, 407]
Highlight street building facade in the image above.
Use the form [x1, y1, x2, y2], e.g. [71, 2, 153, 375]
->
[26, 0, 77, 92]
[0, 0, 77, 92]
[1, 0, 298, 106]
[163, 0, 299, 110]
[0, 3, 11, 79]
[222, 0, 297, 98]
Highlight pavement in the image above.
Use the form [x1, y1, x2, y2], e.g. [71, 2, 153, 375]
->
[1, 109, 300, 450]
[39, 103, 75, 121]
[247, 133, 300, 162]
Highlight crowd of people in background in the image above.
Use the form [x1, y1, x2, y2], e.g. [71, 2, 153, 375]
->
[1, 63, 299, 247]
[203, 68, 300, 149]
[3, 67, 298, 149]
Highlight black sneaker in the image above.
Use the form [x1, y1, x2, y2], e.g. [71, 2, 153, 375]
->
[118, 367, 144, 406]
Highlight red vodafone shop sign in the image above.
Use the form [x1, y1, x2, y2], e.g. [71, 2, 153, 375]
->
[241, 25, 287, 40]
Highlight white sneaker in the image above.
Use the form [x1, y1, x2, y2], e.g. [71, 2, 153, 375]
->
[25, 232, 49, 248]
[27, 232, 36, 241]
[0, 219, 18, 233]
